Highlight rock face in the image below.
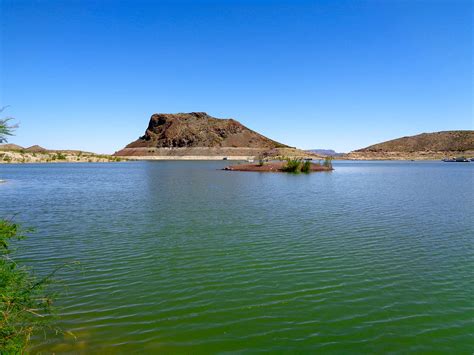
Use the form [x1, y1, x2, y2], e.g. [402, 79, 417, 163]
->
[345, 131, 474, 160]
[114, 112, 303, 159]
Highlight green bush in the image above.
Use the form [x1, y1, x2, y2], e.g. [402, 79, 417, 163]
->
[0, 219, 54, 352]
[301, 160, 311, 173]
[323, 156, 333, 169]
[282, 158, 303, 173]
[56, 152, 67, 160]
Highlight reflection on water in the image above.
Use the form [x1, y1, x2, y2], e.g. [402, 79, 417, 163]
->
[0, 161, 473, 353]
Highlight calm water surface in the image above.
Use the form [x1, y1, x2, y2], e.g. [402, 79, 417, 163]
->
[1, 161, 473, 353]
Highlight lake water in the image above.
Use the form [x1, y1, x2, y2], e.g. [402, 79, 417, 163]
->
[1, 161, 473, 353]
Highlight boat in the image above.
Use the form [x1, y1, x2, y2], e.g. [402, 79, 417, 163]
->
[442, 157, 470, 162]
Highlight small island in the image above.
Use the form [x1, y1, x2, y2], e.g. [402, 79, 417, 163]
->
[224, 157, 334, 173]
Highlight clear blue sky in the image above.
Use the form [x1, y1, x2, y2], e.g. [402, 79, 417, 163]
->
[1, 0, 472, 153]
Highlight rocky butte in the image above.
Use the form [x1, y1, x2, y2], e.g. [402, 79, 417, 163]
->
[114, 112, 317, 160]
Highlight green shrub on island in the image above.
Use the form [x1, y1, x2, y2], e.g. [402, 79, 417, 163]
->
[301, 160, 311, 173]
[282, 158, 303, 173]
[0, 219, 54, 352]
[323, 156, 333, 169]
[257, 154, 266, 166]
[281, 157, 316, 173]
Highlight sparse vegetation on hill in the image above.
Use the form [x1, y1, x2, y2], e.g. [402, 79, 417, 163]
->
[0, 145, 125, 164]
[356, 131, 474, 153]
[345, 131, 474, 160]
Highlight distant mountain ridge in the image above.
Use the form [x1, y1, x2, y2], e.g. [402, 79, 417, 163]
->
[306, 149, 344, 156]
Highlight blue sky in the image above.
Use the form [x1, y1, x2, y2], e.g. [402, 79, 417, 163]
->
[1, 0, 472, 153]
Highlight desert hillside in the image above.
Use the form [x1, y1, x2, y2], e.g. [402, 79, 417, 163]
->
[345, 131, 474, 160]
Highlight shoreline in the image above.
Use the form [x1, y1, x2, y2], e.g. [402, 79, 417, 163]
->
[341, 150, 474, 161]
[2, 156, 472, 163]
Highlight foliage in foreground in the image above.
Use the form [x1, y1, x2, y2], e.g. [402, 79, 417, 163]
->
[0, 106, 17, 143]
[0, 219, 54, 353]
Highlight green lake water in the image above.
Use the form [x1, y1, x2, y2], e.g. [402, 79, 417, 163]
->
[1, 161, 473, 353]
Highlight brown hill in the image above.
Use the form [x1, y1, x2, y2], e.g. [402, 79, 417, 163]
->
[113, 112, 311, 160]
[355, 131, 474, 153]
[0, 143, 24, 151]
[25, 145, 47, 153]
[345, 130, 474, 160]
